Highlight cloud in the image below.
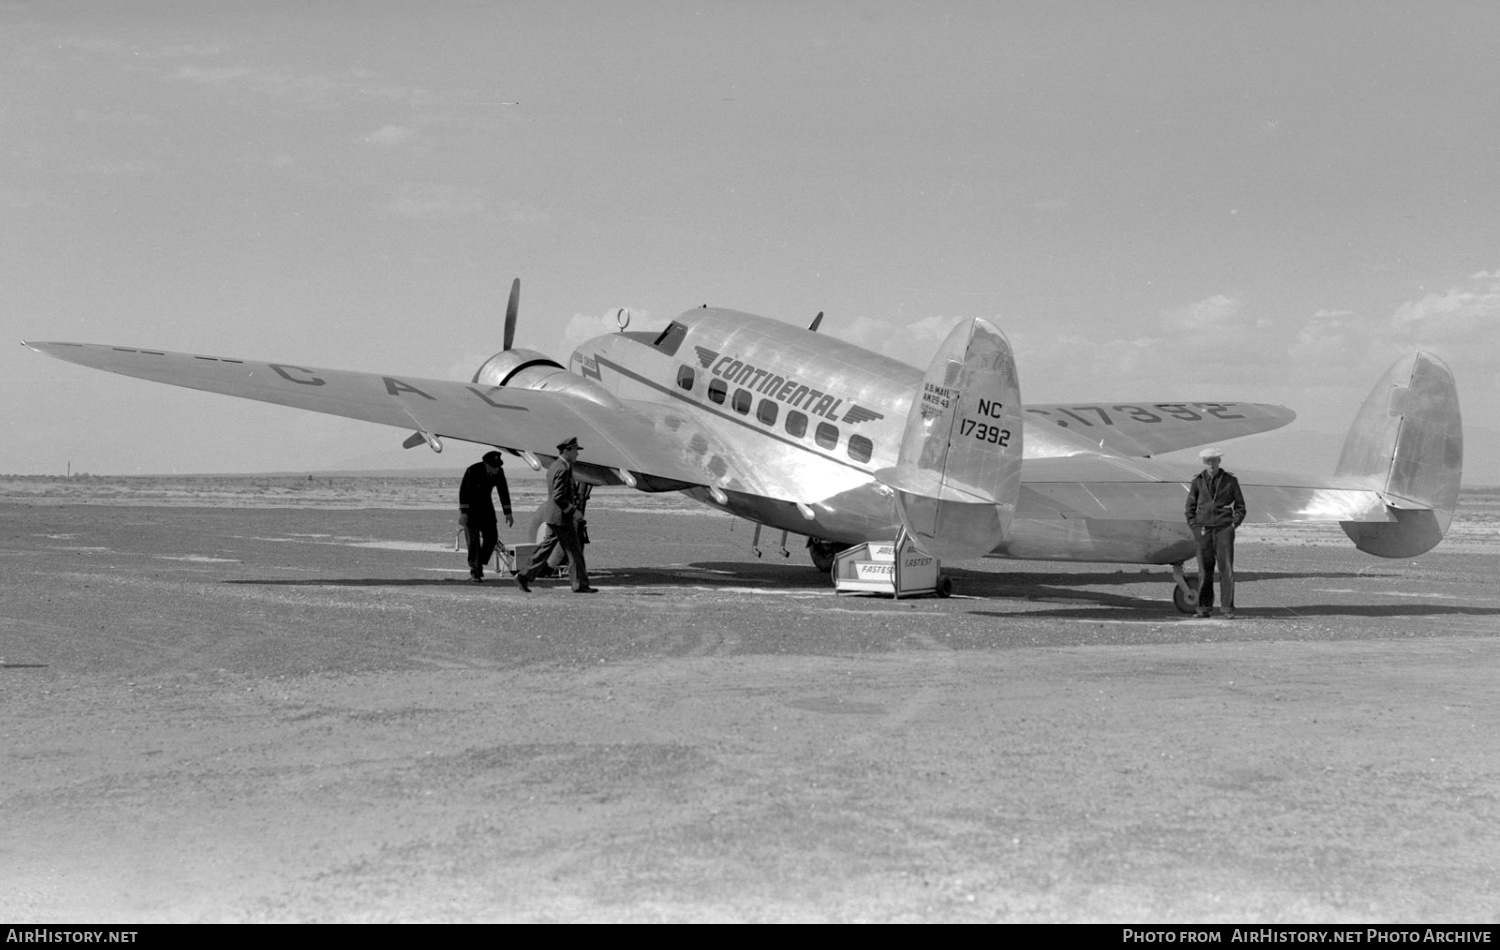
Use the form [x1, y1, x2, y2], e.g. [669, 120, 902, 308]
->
[1287, 309, 1360, 368]
[558, 309, 638, 357]
[154, 45, 228, 59]
[1159, 293, 1243, 334]
[838, 312, 954, 364]
[72, 109, 161, 127]
[0, 188, 47, 209]
[71, 159, 157, 178]
[447, 349, 500, 383]
[366, 124, 417, 147]
[780, 275, 1497, 423]
[170, 64, 351, 110]
[171, 64, 259, 85]
[1389, 276, 1500, 341]
[168, 63, 435, 111]
[1371, 270, 1500, 385]
[53, 35, 132, 54]
[379, 182, 484, 220]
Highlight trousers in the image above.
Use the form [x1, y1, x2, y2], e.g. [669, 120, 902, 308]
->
[1194, 524, 1236, 612]
[521, 522, 589, 592]
[465, 520, 498, 577]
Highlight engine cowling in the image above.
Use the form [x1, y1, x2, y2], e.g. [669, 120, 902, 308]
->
[472, 347, 563, 388]
[471, 347, 622, 408]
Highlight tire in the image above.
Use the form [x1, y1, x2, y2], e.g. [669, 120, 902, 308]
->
[807, 538, 847, 575]
[1172, 579, 1199, 614]
[936, 575, 953, 598]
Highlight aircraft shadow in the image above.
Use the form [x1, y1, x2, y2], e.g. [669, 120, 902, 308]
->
[227, 577, 496, 588]
[222, 566, 1499, 621]
[225, 561, 837, 591]
[946, 568, 1378, 589]
[971, 602, 1500, 621]
[225, 563, 1378, 598]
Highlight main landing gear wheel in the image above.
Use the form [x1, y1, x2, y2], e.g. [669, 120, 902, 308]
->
[807, 537, 849, 575]
[1168, 562, 1198, 614]
[936, 574, 953, 598]
[1172, 578, 1199, 614]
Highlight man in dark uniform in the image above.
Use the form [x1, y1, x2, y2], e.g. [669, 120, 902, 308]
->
[1184, 446, 1247, 618]
[514, 436, 596, 594]
[459, 450, 514, 583]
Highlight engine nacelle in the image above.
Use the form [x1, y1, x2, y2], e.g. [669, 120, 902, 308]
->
[472, 347, 563, 387]
[470, 347, 622, 408]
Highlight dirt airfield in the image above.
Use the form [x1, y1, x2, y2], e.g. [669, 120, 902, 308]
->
[2, 477, 1498, 923]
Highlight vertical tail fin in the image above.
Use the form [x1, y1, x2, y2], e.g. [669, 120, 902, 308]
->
[875, 317, 1023, 561]
[1336, 351, 1462, 557]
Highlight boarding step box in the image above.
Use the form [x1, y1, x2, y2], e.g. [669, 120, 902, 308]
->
[455, 529, 535, 576]
[498, 542, 570, 578]
[832, 536, 943, 598]
[499, 542, 535, 575]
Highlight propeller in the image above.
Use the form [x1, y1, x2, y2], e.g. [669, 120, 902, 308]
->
[408, 277, 521, 451]
[503, 277, 520, 351]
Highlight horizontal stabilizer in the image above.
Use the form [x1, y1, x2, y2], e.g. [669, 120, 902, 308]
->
[874, 464, 1000, 504]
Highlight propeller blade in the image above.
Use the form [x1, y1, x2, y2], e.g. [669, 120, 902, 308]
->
[503, 277, 520, 351]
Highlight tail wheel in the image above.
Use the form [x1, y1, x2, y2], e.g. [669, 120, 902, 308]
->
[1172, 579, 1198, 614]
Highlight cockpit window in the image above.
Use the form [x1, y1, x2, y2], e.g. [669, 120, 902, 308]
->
[651, 322, 688, 357]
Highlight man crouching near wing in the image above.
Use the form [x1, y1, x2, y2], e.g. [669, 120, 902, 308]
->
[459, 450, 515, 583]
[1185, 447, 1246, 619]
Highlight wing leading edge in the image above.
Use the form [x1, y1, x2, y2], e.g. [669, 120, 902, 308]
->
[23, 340, 821, 501]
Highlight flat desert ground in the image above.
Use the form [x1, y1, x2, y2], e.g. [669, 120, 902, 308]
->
[2, 475, 1498, 923]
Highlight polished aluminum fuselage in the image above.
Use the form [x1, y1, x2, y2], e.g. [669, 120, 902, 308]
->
[578, 308, 1197, 564]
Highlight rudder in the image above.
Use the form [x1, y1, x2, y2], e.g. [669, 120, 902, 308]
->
[1335, 351, 1462, 557]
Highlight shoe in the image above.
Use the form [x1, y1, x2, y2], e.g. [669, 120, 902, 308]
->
[471, 574, 484, 584]
[574, 586, 598, 594]
[514, 574, 531, 593]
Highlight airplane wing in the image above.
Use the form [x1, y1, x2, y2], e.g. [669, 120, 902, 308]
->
[22, 341, 832, 501]
[1023, 400, 1295, 457]
[1018, 454, 1396, 525]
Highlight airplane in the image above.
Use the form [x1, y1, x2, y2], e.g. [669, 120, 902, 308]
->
[24, 278, 1463, 610]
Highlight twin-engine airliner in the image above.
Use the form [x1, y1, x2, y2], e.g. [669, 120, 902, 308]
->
[25, 278, 1462, 610]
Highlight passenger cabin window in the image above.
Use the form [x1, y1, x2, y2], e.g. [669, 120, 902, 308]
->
[785, 411, 807, 438]
[815, 422, 839, 450]
[756, 399, 778, 426]
[732, 388, 752, 415]
[651, 322, 688, 357]
[708, 379, 727, 404]
[848, 434, 873, 463]
[676, 365, 695, 391]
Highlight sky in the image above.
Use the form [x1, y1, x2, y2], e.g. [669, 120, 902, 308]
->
[4, 0, 1497, 484]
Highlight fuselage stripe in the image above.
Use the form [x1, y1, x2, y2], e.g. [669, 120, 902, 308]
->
[591, 354, 883, 477]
